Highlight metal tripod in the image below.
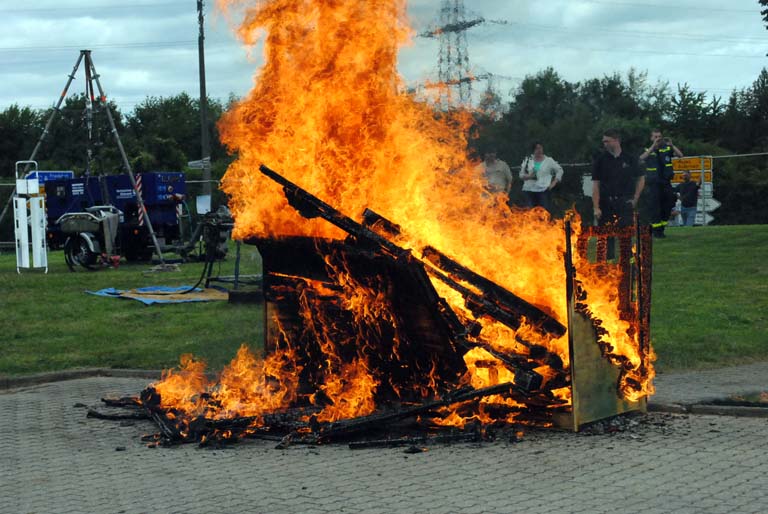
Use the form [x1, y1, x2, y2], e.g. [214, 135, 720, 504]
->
[0, 50, 165, 264]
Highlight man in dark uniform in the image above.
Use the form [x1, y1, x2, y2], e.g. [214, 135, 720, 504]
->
[639, 129, 684, 237]
[592, 129, 645, 227]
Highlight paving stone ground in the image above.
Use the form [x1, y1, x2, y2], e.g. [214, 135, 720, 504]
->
[1, 370, 767, 514]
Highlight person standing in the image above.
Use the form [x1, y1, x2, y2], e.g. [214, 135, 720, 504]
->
[520, 142, 564, 214]
[676, 171, 700, 226]
[477, 150, 513, 199]
[639, 129, 684, 238]
[592, 129, 645, 227]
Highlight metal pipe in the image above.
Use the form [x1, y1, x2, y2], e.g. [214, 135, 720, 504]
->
[197, 0, 212, 197]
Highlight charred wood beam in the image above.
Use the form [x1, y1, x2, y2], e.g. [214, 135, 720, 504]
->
[422, 246, 566, 337]
[259, 166, 564, 340]
[87, 409, 149, 421]
[511, 336, 565, 371]
[311, 381, 525, 443]
[148, 411, 183, 443]
[423, 264, 527, 332]
[455, 339, 548, 392]
[101, 396, 142, 408]
[362, 208, 402, 237]
[459, 339, 533, 368]
[203, 408, 317, 434]
[438, 295, 565, 378]
[139, 387, 184, 443]
[259, 165, 407, 259]
[348, 431, 482, 450]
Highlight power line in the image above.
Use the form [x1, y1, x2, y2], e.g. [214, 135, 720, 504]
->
[0, 40, 197, 53]
[4, 2, 189, 13]
[490, 20, 768, 45]
[522, 41, 765, 59]
[570, 0, 759, 14]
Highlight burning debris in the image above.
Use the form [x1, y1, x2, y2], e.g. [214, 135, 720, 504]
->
[89, 0, 655, 446]
[91, 166, 653, 447]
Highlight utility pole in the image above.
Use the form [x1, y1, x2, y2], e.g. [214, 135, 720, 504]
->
[197, 0, 212, 196]
[417, 0, 482, 108]
[437, 0, 473, 106]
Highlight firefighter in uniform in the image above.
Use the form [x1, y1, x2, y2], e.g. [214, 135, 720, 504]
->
[639, 129, 683, 238]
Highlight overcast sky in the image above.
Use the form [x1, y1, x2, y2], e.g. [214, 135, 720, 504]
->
[1, 0, 766, 114]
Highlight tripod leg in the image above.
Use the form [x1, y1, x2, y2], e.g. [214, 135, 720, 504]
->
[85, 51, 165, 264]
[0, 52, 86, 227]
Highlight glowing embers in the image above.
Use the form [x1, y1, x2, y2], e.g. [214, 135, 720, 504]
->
[258, 236, 474, 408]
[254, 234, 569, 440]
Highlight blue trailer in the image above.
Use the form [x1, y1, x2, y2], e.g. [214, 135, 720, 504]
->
[44, 172, 186, 264]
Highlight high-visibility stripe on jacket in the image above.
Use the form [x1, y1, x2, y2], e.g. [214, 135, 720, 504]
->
[646, 146, 674, 180]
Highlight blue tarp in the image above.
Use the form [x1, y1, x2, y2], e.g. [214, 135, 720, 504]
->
[86, 285, 228, 305]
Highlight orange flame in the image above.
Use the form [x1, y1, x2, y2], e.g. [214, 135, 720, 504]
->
[150, 0, 654, 429]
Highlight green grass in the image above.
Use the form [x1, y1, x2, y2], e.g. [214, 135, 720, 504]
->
[650, 225, 768, 371]
[0, 244, 264, 376]
[1, 225, 766, 376]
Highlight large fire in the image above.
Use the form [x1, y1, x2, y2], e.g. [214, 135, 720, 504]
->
[152, 0, 654, 433]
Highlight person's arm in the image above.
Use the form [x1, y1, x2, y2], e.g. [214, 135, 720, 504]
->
[668, 139, 684, 158]
[548, 159, 564, 189]
[503, 163, 513, 194]
[639, 142, 655, 162]
[631, 175, 645, 208]
[592, 180, 601, 220]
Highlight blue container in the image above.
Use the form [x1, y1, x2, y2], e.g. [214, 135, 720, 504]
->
[44, 172, 186, 250]
[45, 176, 104, 222]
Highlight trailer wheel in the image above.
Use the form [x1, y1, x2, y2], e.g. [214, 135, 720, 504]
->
[64, 236, 98, 271]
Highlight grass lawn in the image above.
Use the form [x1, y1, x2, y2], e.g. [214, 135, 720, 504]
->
[0, 243, 264, 376]
[1, 225, 766, 376]
[649, 224, 768, 371]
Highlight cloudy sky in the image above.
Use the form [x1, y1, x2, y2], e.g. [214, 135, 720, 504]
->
[1, 0, 766, 114]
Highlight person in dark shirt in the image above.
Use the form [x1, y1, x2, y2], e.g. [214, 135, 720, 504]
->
[676, 171, 700, 226]
[592, 129, 645, 227]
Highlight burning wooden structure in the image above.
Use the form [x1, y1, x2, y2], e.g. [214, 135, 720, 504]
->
[94, 164, 653, 447]
[250, 165, 651, 434]
[90, 0, 655, 447]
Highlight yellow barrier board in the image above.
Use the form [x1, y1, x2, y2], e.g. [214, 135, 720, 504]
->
[671, 170, 712, 184]
[672, 156, 712, 172]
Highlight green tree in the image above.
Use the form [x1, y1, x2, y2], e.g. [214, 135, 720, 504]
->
[670, 84, 709, 139]
[32, 94, 128, 175]
[125, 93, 227, 169]
[0, 105, 43, 177]
[579, 73, 643, 121]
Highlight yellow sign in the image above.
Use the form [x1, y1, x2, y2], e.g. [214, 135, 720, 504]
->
[671, 170, 712, 184]
[672, 156, 712, 172]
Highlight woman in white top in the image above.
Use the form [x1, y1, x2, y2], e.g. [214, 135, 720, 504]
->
[519, 142, 564, 214]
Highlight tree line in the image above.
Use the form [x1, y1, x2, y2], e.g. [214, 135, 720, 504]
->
[0, 92, 232, 182]
[1, 67, 767, 225]
[471, 67, 768, 225]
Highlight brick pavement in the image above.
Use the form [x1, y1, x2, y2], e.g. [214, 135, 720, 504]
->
[651, 361, 768, 406]
[1, 376, 768, 514]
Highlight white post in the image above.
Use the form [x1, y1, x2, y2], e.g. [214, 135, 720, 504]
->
[14, 197, 30, 272]
[30, 197, 48, 270]
[13, 161, 49, 273]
